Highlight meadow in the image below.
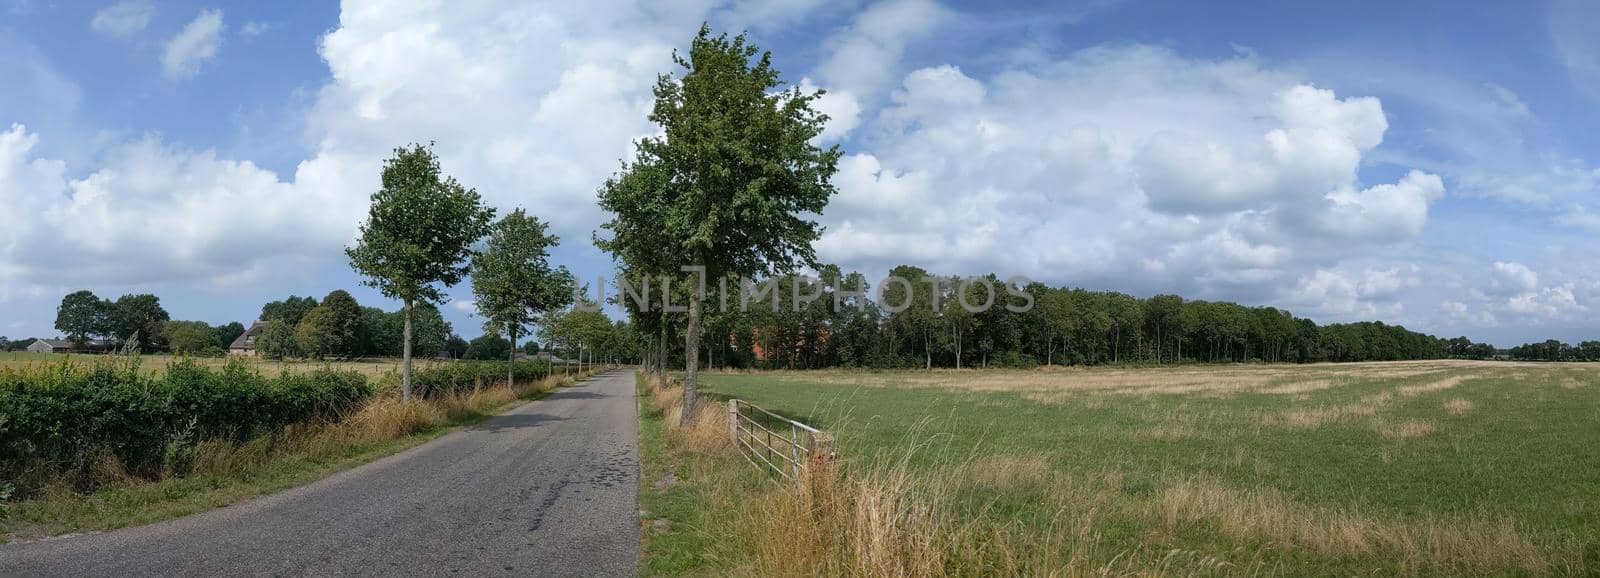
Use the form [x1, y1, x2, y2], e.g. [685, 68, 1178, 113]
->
[640, 360, 1600, 576]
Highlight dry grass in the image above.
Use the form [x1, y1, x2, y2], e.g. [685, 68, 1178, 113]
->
[756, 360, 1499, 400]
[1397, 375, 1467, 396]
[964, 455, 1051, 490]
[1157, 477, 1560, 575]
[1370, 418, 1437, 440]
[1444, 397, 1476, 415]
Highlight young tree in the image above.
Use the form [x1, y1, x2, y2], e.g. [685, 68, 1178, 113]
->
[55, 290, 111, 348]
[597, 26, 840, 422]
[471, 209, 574, 389]
[347, 144, 495, 400]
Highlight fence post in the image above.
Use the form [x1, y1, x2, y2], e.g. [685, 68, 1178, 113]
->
[727, 399, 740, 441]
[808, 431, 836, 476]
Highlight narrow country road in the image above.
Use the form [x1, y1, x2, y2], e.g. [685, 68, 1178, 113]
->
[0, 370, 641, 577]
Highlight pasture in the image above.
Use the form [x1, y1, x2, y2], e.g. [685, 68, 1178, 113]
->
[656, 360, 1600, 575]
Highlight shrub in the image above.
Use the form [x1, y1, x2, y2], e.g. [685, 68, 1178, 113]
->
[0, 358, 372, 495]
[410, 360, 552, 398]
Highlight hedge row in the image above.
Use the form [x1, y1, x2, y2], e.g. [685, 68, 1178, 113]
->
[411, 360, 554, 398]
[0, 359, 372, 489]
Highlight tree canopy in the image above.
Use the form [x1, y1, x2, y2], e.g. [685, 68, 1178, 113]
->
[471, 209, 574, 386]
[347, 144, 494, 399]
[596, 25, 840, 421]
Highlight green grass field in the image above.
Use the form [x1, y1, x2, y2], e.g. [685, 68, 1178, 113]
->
[657, 360, 1600, 575]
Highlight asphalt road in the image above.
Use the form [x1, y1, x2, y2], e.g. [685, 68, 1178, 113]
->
[0, 369, 641, 577]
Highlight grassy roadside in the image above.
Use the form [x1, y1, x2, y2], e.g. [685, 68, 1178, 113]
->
[637, 374, 768, 576]
[0, 368, 606, 543]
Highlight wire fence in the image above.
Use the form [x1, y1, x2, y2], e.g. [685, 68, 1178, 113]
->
[728, 399, 834, 486]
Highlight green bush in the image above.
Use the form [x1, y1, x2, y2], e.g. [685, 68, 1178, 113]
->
[0, 359, 371, 495]
[411, 360, 552, 398]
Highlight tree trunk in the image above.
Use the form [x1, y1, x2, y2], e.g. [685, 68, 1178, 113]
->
[657, 323, 668, 388]
[954, 324, 962, 370]
[508, 326, 516, 392]
[924, 330, 931, 370]
[681, 297, 702, 426]
[402, 299, 414, 402]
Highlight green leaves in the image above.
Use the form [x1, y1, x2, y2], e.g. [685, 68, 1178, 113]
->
[347, 144, 496, 306]
[470, 209, 574, 343]
[598, 25, 840, 281]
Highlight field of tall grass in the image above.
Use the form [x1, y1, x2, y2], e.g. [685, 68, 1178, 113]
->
[0, 356, 601, 541]
[639, 361, 1600, 576]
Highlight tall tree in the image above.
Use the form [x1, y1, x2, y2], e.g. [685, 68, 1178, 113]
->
[110, 294, 170, 352]
[55, 290, 111, 348]
[471, 209, 574, 389]
[216, 321, 247, 351]
[256, 319, 299, 359]
[300, 290, 362, 358]
[597, 26, 840, 422]
[347, 144, 495, 400]
[161, 321, 218, 355]
[261, 296, 319, 326]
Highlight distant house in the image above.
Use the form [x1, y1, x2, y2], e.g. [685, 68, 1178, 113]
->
[228, 321, 268, 357]
[534, 351, 566, 364]
[26, 339, 108, 354]
[27, 339, 77, 354]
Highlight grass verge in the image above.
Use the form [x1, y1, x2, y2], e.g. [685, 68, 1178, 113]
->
[0, 368, 606, 543]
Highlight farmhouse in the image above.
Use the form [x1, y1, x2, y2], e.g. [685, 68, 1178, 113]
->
[27, 339, 76, 354]
[25, 339, 108, 354]
[228, 321, 268, 357]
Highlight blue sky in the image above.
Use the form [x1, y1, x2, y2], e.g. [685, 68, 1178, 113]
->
[2, 0, 1598, 346]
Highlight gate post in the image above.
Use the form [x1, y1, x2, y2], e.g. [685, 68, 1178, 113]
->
[807, 431, 836, 476]
[727, 399, 740, 441]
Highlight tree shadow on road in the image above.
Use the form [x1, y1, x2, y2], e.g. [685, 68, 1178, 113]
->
[476, 413, 567, 433]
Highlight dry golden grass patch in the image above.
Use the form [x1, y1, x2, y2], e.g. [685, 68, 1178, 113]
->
[1444, 397, 1476, 415]
[1257, 378, 1338, 395]
[1397, 375, 1467, 396]
[964, 455, 1051, 490]
[1370, 418, 1436, 440]
[1156, 477, 1559, 575]
[755, 361, 1503, 405]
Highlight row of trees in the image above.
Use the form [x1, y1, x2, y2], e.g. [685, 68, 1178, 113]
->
[606, 267, 1479, 372]
[251, 291, 453, 361]
[344, 143, 586, 398]
[52, 291, 175, 352]
[1507, 340, 1600, 361]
